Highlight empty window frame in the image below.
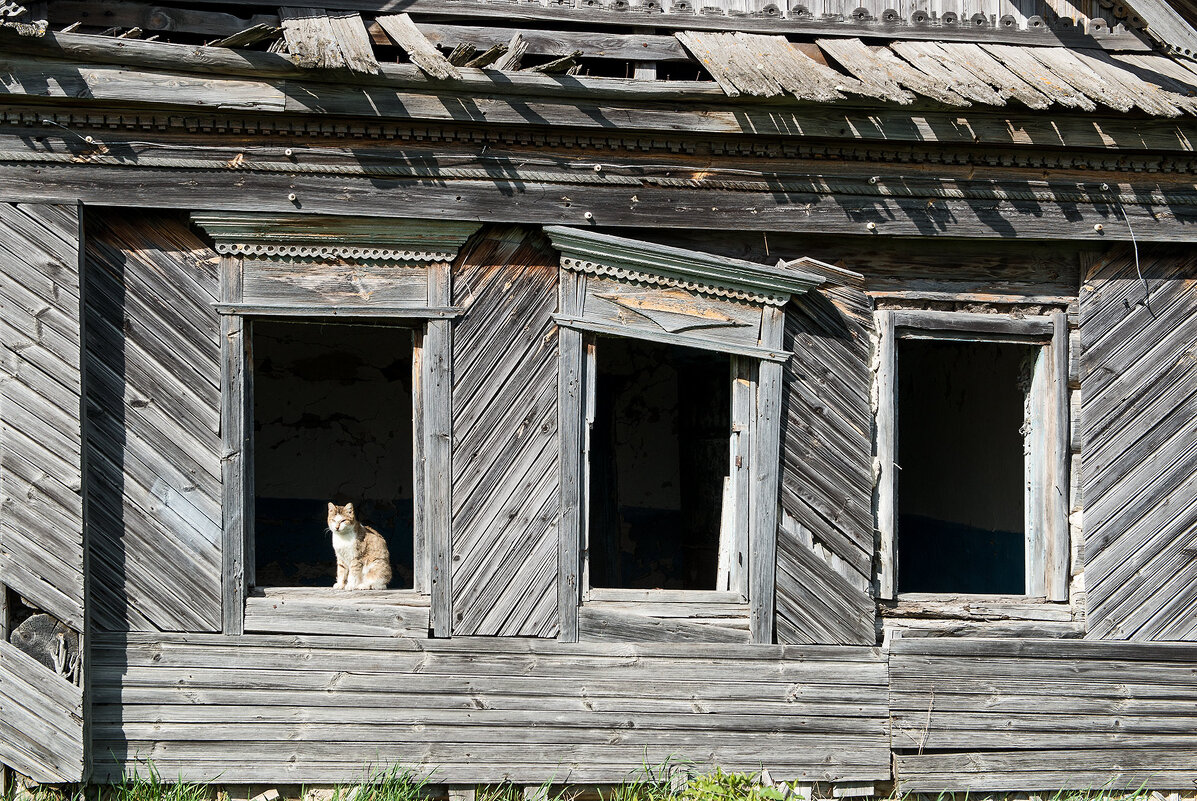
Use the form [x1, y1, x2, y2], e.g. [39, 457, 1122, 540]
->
[585, 337, 742, 594]
[875, 310, 1070, 601]
[251, 320, 417, 590]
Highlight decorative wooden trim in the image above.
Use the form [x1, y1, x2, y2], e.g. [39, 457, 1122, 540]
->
[192, 214, 481, 264]
[553, 315, 792, 362]
[545, 225, 824, 306]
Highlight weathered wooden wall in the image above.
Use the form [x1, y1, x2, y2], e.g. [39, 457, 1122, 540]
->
[450, 226, 561, 637]
[1079, 244, 1197, 642]
[84, 212, 223, 632]
[890, 638, 1197, 791]
[776, 279, 876, 645]
[90, 633, 889, 784]
[0, 202, 87, 783]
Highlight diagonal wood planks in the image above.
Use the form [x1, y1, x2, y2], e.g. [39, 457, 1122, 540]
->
[1080, 244, 1197, 642]
[0, 202, 88, 784]
[775, 271, 875, 645]
[450, 226, 561, 637]
[84, 212, 223, 633]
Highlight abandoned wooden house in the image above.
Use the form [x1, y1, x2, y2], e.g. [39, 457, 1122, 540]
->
[2, 0, 1197, 793]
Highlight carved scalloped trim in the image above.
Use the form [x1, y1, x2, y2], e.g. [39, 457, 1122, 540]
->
[216, 242, 457, 262]
[562, 257, 788, 306]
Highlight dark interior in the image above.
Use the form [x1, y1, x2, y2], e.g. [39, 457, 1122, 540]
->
[897, 338, 1034, 595]
[252, 320, 414, 589]
[588, 337, 730, 591]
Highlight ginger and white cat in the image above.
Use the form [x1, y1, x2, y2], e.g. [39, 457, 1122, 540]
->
[327, 502, 392, 590]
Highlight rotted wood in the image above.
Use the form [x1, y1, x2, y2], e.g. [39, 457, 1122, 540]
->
[279, 6, 380, 74]
[375, 13, 462, 80]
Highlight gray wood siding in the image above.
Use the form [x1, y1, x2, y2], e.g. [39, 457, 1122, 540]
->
[775, 284, 875, 644]
[450, 227, 560, 637]
[84, 213, 223, 633]
[891, 637, 1197, 791]
[90, 632, 890, 784]
[1079, 245, 1197, 642]
[0, 202, 87, 783]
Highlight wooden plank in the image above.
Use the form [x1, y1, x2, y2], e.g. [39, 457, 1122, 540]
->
[326, 10, 382, 75]
[1046, 311, 1070, 601]
[750, 306, 784, 644]
[892, 309, 1053, 338]
[279, 7, 347, 70]
[376, 13, 462, 80]
[241, 258, 429, 306]
[558, 317, 584, 643]
[417, 23, 689, 63]
[875, 310, 896, 601]
[579, 605, 750, 643]
[244, 593, 430, 636]
[427, 292, 453, 637]
[936, 42, 1052, 109]
[219, 269, 246, 636]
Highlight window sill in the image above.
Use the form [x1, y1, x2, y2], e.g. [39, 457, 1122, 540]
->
[244, 587, 430, 637]
[585, 588, 747, 604]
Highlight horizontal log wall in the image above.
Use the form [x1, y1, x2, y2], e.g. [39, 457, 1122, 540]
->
[891, 638, 1197, 792]
[90, 633, 890, 784]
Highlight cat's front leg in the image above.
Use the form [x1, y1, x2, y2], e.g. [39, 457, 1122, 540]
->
[334, 559, 348, 589]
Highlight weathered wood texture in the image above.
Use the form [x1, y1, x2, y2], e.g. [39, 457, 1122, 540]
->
[776, 279, 875, 645]
[0, 202, 84, 630]
[579, 602, 750, 644]
[84, 212, 223, 632]
[90, 632, 889, 783]
[0, 202, 87, 784]
[0, 640, 85, 783]
[891, 637, 1197, 791]
[1079, 244, 1197, 642]
[450, 227, 560, 637]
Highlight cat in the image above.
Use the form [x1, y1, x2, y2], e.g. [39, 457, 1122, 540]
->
[327, 502, 393, 590]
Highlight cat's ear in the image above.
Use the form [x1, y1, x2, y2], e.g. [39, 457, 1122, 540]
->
[328, 502, 336, 513]
[344, 502, 354, 514]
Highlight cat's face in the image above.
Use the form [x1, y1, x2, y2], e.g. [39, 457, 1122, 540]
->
[327, 502, 356, 533]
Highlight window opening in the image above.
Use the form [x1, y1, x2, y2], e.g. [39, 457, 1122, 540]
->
[896, 339, 1035, 595]
[252, 320, 415, 589]
[587, 337, 731, 591]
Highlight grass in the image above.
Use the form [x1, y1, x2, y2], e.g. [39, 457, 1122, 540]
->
[2, 766, 1173, 801]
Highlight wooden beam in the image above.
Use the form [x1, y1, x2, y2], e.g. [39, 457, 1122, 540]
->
[5, 164, 1197, 241]
[892, 310, 1055, 338]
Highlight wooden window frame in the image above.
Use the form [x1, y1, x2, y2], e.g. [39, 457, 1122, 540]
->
[576, 336, 756, 605]
[545, 227, 822, 644]
[874, 309, 1070, 604]
[195, 213, 480, 637]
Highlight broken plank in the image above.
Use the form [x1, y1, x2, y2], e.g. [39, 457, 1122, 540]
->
[376, 13, 460, 80]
